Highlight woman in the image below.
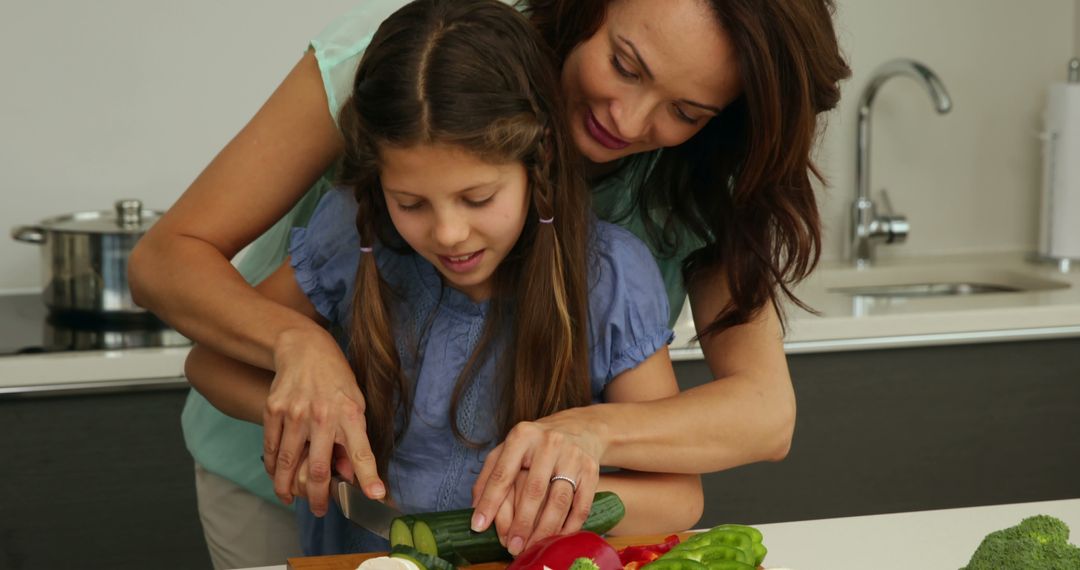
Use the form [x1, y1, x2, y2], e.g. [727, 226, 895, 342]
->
[130, 0, 848, 567]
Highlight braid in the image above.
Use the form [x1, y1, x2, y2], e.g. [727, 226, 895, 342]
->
[347, 175, 411, 486]
[529, 132, 556, 221]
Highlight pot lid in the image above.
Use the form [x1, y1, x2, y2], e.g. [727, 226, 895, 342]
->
[37, 200, 163, 234]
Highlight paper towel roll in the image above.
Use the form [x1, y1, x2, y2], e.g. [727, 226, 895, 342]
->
[1039, 82, 1080, 260]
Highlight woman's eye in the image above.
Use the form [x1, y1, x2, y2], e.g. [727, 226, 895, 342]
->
[673, 104, 702, 125]
[610, 54, 639, 80]
[397, 201, 423, 211]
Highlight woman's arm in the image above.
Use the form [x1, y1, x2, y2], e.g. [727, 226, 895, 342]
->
[479, 347, 703, 553]
[598, 267, 795, 471]
[500, 272, 792, 477]
[129, 50, 343, 370]
[129, 51, 386, 510]
[472, 268, 793, 544]
[181, 257, 375, 518]
[182, 258, 321, 424]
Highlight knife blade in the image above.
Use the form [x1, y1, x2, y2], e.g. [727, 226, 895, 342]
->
[330, 475, 403, 539]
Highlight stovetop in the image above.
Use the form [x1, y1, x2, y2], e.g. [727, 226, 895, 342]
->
[0, 293, 191, 356]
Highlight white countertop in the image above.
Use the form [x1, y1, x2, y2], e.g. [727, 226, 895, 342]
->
[0, 346, 189, 395]
[241, 499, 1080, 570]
[753, 498, 1080, 570]
[0, 288, 190, 394]
[671, 251, 1080, 358]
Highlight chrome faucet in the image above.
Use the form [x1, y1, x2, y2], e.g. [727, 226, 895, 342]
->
[852, 59, 952, 267]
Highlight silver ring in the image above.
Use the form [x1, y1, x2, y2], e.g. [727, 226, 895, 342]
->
[549, 474, 578, 493]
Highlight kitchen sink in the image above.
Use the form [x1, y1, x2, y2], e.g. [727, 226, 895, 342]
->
[830, 282, 1021, 297]
[822, 265, 1071, 299]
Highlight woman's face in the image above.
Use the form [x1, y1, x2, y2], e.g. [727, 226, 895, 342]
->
[379, 143, 529, 303]
[561, 0, 742, 164]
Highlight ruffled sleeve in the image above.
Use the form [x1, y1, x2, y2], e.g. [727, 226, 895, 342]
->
[288, 189, 362, 326]
[586, 221, 675, 395]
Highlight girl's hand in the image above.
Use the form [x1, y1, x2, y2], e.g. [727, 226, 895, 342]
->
[471, 414, 605, 555]
[263, 328, 385, 517]
[289, 444, 355, 504]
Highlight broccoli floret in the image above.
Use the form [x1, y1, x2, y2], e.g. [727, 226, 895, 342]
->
[1018, 515, 1072, 545]
[568, 557, 600, 570]
[962, 515, 1080, 570]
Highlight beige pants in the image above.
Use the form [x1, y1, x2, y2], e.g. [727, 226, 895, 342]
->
[194, 463, 303, 569]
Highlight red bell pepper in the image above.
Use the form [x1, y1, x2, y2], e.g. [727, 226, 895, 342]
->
[505, 531, 622, 570]
[617, 534, 681, 567]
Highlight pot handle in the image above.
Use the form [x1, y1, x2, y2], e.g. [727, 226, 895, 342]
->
[11, 226, 45, 244]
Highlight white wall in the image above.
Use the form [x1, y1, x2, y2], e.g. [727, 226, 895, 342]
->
[0, 0, 355, 291]
[817, 0, 1075, 262]
[1076, 0, 1080, 55]
[0, 1, 1077, 291]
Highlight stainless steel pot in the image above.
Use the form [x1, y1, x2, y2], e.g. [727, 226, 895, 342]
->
[12, 199, 163, 318]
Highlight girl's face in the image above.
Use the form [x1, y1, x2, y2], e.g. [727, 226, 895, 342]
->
[561, 0, 742, 164]
[379, 143, 530, 302]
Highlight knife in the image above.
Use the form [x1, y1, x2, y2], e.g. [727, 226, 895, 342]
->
[330, 475, 404, 539]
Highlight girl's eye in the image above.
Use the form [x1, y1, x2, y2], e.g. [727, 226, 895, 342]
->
[464, 195, 494, 208]
[397, 201, 424, 211]
[610, 54, 639, 80]
[673, 104, 702, 125]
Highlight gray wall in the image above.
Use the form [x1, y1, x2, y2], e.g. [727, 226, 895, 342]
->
[1, 1, 1078, 291]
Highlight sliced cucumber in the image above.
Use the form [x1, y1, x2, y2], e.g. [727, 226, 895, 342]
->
[390, 544, 456, 570]
[390, 517, 416, 548]
[411, 520, 440, 558]
[388, 491, 625, 565]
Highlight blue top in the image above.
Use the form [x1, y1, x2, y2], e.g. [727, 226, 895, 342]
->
[288, 189, 672, 555]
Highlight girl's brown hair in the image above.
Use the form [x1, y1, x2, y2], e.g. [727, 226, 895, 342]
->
[336, 0, 592, 483]
[526, 0, 851, 336]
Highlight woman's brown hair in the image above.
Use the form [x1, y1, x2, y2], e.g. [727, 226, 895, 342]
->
[525, 0, 851, 336]
[336, 0, 592, 483]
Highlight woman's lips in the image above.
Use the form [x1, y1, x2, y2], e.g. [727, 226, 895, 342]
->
[438, 250, 484, 273]
[585, 109, 630, 150]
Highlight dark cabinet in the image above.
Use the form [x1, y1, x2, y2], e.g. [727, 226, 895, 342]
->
[4, 338, 1079, 568]
[677, 337, 1080, 527]
[0, 387, 210, 570]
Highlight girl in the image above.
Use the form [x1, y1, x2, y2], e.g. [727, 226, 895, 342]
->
[130, 0, 849, 566]
[184, 0, 702, 556]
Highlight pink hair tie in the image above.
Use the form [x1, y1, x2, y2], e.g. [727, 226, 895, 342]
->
[538, 216, 554, 224]
[359, 246, 374, 253]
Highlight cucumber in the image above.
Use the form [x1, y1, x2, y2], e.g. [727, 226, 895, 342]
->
[411, 520, 440, 558]
[390, 545, 456, 570]
[388, 491, 625, 564]
[390, 517, 416, 548]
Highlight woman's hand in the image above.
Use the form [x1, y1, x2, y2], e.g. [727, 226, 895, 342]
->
[470, 412, 607, 555]
[262, 327, 385, 517]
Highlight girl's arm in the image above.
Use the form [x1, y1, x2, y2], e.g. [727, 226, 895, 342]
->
[596, 470, 703, 537]
[185, 343, 273, 425]
[597, 346, 703, 537]
[129, 51, 385, 509]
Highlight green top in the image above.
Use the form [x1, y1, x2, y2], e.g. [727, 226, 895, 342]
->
[182, 0, 705, 504]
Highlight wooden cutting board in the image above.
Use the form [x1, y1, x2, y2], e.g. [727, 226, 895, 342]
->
[287, 533, 692, 570]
